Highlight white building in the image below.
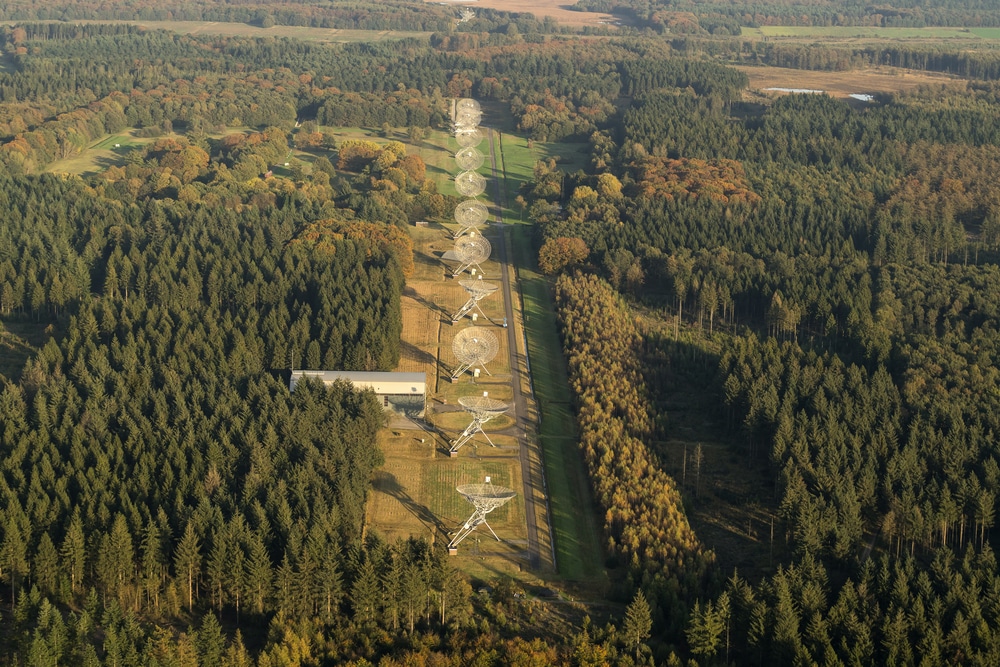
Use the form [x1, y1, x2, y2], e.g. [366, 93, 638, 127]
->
[289, 370, 426, 417]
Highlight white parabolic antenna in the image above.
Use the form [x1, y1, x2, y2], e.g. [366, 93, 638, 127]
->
[452, 235, 491, 277]
[457, 98, 481, 114]
[450, 396, 508, 452]
[452, 279, 499, 322]
[455, 110, 483, 129]
[455, 146, 485, 171]
[454, 199, 489, 237]
[455, 199, 489, 226]
[455, 127, 484, 147]
[451, 326, 499, 378]
[448, 478, 516, 548]
[455, 170, 487, 197]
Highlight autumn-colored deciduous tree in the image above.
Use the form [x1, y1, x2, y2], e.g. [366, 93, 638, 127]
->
[538, 236, 589, 275]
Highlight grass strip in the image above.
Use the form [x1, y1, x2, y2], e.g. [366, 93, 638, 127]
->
[511, 224, 604, 580]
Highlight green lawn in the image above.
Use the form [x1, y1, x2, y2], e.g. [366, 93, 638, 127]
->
[491, 123, 605, 581]
[970, 28, 1000, 39]
[510, 223, 604, 581]
[91, 134, 141, 151]
[495, 131, 589, 219]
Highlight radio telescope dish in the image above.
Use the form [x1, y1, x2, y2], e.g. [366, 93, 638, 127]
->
[455, 199, 489, 226]
[455, 110, 482, 130]
[451, 326, 499, 378]
[457, 98, 481, 114]
[455, 147, 485, 171]
[454, 199, 489, 238]
[455, 170, 487, 197]
[455, 127, 484, 147]
[452, 279, 499, 322]
[451, 396, 508, 452]
[448, 478, 516, 548]
[451, 235, 491, 277]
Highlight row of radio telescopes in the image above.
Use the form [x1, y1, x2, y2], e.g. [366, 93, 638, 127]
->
[442, 99, 516, 552]
[448, 98, 499, 395]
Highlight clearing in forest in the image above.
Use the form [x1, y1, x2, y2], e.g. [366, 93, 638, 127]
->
[363, 116, 607, 587]
[421, 0, 618, 29]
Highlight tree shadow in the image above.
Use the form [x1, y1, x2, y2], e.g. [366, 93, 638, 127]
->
[400, 339, 437, 367]
[375, 471, 448, 535]
[402, 285, 449, 318]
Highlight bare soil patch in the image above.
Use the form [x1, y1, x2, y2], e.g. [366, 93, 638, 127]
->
[425, 0, 617, 29]
[739, 65, 961, 100]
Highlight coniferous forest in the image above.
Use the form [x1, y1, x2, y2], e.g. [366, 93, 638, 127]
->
[4, 0, 1000, 664]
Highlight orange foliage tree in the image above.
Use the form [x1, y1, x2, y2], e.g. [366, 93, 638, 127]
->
[538, 236, 589, 275]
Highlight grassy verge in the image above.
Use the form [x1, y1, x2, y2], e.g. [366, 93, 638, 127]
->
[489, 121, 604, 581]
[509, 223, 604, 581]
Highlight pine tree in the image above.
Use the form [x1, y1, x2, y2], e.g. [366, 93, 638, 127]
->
[174, 523, 201, 613]
[623, 590, 652, 662]
[245, 533, 272, 615]
[686, 600, 725, 660]
[34, 532, 59, 597]
[59, 510, 87, 595]
[197, 612, 225, 667]
[352, 556, 381, 626]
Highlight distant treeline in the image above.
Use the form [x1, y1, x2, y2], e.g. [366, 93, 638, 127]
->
[573, 0, 1000, 30]
[0, 0, 455, 31]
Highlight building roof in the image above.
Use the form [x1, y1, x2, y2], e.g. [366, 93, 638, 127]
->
[290, 370, 426, 394]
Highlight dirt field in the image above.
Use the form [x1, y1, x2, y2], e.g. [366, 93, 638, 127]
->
[425, 0, 616, 29]
[739, 65, 962, 99]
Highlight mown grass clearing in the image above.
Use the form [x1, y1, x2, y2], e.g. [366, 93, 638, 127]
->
[496, 132, 589, 218]
[46, 127, 250, 176]
[368, 431, 528, 575]
[509, 224, 605, 582]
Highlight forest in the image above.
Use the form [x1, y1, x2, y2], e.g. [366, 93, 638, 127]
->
[516, 13, 1000, 663]
[3, 1, 1000, 664]
[573, 0, 1000, 31]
